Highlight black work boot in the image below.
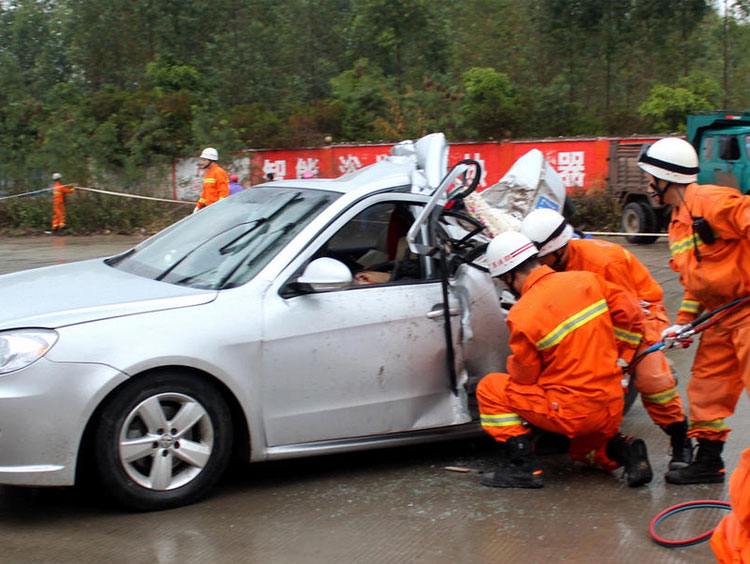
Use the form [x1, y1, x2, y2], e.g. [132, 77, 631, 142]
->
[481, 434, 544, 489]
[665, 438, 725, 484]
[665, 420, 693, 470]
[606, 434, 653, 487]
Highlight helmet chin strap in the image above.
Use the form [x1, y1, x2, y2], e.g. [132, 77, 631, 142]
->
[549, 248, 566, 271]
[501, 272, 520, 299]
[650, 180, 672, 205]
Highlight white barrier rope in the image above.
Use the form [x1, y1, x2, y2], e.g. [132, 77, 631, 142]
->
[1, 188, 668, 238]
[73, 186, 194, 205]
[0, 187, 52, 201]
[583, 231, 667, 238]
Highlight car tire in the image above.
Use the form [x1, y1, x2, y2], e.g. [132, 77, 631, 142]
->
[622, 202, 658, 245]
[93, 371, 233, 511]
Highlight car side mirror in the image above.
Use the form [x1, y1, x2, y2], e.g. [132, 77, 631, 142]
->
[283, 258, 353, 296]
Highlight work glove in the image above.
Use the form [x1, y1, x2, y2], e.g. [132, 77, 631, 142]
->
[661, 323, 691, 350]
[192, 205, 200, 214]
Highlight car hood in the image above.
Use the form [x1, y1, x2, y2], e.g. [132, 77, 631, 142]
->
[0, 259, 216, 329]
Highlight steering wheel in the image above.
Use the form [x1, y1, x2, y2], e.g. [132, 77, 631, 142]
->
[446, 159, 481, 202]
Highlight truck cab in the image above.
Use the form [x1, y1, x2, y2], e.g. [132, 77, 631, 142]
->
[688, 111, 750, 194]
[610, 111, 750, 244]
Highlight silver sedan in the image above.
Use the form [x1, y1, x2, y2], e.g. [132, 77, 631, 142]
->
[0, 144, 510, 510]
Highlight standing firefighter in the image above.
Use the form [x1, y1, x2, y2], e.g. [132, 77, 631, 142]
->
[521, 208, 692, 472]
[194, 147, 229, 212]
[638, 137, 750, 485]
[51, 173, 74, 232]
[478, 231, 652, 489]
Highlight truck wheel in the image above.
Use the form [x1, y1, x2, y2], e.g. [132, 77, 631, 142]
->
[622, 202, 658, 245]
[93, 372, 233, 511]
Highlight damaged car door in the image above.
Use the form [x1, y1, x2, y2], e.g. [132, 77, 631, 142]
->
[260, 194, 472, 447]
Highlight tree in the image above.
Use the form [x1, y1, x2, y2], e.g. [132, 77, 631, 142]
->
[460, 68, 520, 139]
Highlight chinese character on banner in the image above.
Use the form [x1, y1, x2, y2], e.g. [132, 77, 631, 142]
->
[263, 159, 287, 180]
[376, 153, 390, 162]
[338, 154, 362, 174]
[296, 158, 319, 178]
[463, 153, 488, 188]
[556, 151, 585, 188]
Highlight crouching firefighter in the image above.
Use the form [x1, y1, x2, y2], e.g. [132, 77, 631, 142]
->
[478, 231, 653, 489]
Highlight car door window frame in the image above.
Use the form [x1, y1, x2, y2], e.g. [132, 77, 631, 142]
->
[278, 193, 441, 296]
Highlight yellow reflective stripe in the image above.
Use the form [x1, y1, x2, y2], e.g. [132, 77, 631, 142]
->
[670, 234, 703, 257]
[480, 413, 524, 427]
[643, 388, 677, 405]
[537, 299, 608, 351]
[204, 178, 217, 184]
[585, 450, 597, 466]
[689, 419, 728, 431]
[613, 326, 642, 346]
[198, 198, 207, 204]
[679, 300, 700, 314]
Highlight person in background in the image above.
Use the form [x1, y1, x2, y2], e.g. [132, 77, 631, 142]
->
[228, 174, 244, 195]
[194, 147, 229, 213]
[637, 137, 750, 485]
[477, 231, 652, 489]
[51, 173, 74, 232]
[521, 208, 692, 473]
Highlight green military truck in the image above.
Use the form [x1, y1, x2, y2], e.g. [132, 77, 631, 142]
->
[609, 111, 750, 244]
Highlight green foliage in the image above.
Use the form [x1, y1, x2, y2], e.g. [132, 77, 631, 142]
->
[330, 59, 396, 141]
[638, 73, 720, 133]
[2, 0, 749, 237]
[461, 68, 520, 139]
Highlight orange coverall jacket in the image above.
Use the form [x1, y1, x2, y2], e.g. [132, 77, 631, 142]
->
[503, 266, 644, 408]
[566, 238, 668, 339]
[712, 447, 750, 563]
[196, 163, 229, 209]
[670, 183, 750, 325]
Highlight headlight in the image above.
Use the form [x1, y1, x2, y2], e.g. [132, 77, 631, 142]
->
[0, 329, 59, 375]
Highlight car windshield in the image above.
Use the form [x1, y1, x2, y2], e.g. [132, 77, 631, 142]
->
[107, 187, 339, 289]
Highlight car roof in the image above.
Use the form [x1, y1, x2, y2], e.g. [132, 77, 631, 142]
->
[257, 158, 416, 196]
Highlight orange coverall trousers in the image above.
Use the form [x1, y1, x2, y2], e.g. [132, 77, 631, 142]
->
[687, 309, 750, 441]
[477, 373, 624, 471]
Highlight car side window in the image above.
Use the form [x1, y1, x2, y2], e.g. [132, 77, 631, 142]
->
[323, 201, 439, 287]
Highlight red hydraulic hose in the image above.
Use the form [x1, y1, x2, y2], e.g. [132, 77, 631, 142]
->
[650, 500, 732, 548]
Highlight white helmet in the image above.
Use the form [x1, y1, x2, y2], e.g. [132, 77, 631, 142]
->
[52, 173, 62, 180]
[637, 137, 699, 184]
[521, 208, 573, 257]
[199, 147, 219, 161]
[486, 231, 539, 277]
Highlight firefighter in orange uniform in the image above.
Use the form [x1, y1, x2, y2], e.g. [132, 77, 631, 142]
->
[711, 447, 750, 563]
[521, 208, 692, 471]
[193, 147, 229, 213]
[638, 137, 750, 485]
[478, 231, 652, 489]
[51, 173, 74, 231]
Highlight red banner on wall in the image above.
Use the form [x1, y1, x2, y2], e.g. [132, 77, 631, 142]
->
[175, 136, 659, 200]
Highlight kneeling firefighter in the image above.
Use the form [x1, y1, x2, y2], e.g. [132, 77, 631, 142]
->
[478, 231, 653, 488]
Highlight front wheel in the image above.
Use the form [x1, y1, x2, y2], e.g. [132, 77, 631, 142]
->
[93, 372, 233, 511]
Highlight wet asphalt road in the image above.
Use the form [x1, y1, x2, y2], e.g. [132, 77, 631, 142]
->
[0, 234, 747, 564]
